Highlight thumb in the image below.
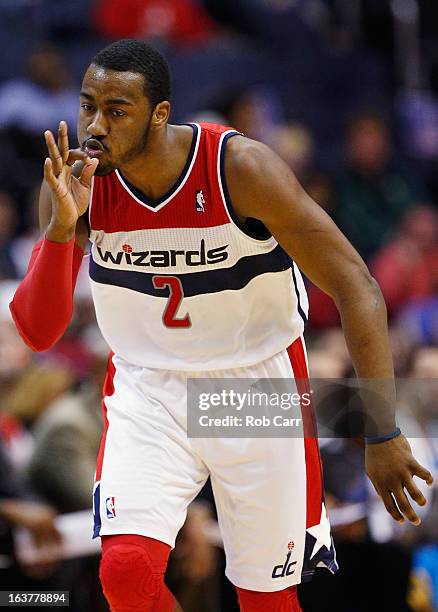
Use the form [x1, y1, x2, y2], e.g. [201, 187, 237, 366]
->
[78, 158, 99, 188]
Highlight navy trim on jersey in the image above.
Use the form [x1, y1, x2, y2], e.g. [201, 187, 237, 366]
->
[117, 123, 199, 209]
[280, 247, 307, 325]
[291, 263, 308, 325]
[219, 132, 272, 241]
[90, 245, 292, 298]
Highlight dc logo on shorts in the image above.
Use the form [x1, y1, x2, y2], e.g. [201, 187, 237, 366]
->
[272, 543, 297, 578]
[106, 497, 116, 519]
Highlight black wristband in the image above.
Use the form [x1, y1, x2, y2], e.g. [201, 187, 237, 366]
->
[365, 427, 401, 445]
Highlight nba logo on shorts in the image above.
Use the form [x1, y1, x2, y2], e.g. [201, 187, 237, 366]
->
[106, 497, 116, 519]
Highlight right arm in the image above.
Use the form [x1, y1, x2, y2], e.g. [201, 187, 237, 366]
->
[9, 121, 98, 351]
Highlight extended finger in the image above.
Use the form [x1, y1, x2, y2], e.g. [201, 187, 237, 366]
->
[411, 461, 434, 486]
[57, 121, 69, 164]
[381, 489, 404, 523]
[44, 130, 63, 177]
[44, 158, 68, 200]
[404, 477, 427, 507]
[78, 158, 99, 188]
[392, 485, 420, 525]
[43, 158, 58, 191]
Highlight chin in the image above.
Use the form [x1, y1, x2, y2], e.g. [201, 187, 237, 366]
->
[94, 163, 114, 176]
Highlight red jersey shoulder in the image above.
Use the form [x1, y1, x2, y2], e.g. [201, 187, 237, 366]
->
[197, 121, 237, 135]
[90, 123, 232, 233]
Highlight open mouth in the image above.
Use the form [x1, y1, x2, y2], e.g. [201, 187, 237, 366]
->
[83, 139, 105, 158]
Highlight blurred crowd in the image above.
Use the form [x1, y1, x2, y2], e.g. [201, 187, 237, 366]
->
[0, 1, 438, 610]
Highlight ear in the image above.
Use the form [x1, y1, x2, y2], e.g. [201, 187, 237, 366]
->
[151, 101, 170, 129]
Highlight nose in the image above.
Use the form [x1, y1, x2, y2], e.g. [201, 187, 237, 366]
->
[87, 110, 109, 138]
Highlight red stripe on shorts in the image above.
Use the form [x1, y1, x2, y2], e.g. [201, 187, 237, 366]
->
[95, 352, 115, 481]
[287, 337, 323, 529]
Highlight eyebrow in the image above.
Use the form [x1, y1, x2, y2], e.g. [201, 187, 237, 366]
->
[80, 91, 134, 106]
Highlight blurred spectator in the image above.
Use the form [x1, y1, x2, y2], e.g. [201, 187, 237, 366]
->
[307, 348, 346, 379]
[186, 110, 227, 126]
[0, 326, 34, 468]
[411, 546, 438, 611]
[9, 183, 40, 279]
[91, 0, 217, 47]
[0, 283, 34, 468]
[409, 347, 438, 379]
[388, 326, 417, 376]
[0, 429, 107, 612]
[334, 111, 426, 259]
[0, 43, 78, 134]
[203, 0, 328, 44]
[398, 296, 438, 348]
[302, 167, 340, 332]
[371, 205, 438, 318]
[214, 86, 282, 142]
[168, 501, 220, 612]
[26, 327, 107, 513]
[268, 122, 315, 181]
[3, 363, 74, 427]
[300, 436, 414, 612]
[0, 192, 18, 280]
[26, 388, 102, 514]
[304, 172, 335, 214]
[310, 328, 351, 375]
[306, 281, 340, 330]
[396, 348, 438, 435]
[0, 435, 61, 589]
[0, 44, 78, 230]
[43, 294, 100, 385]
[302, 170, 343, 330]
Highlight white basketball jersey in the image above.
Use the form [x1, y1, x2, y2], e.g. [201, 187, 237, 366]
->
[88, 122, 308, 370]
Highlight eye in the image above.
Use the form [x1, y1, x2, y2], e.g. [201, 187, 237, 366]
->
[81, 104, 93, 112]
[111, 109, 126, 117]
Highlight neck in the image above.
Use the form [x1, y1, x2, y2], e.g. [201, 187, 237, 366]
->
[119, 124, 191, 200]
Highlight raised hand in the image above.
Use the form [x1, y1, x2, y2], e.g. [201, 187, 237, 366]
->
[44, 121, 98, 241]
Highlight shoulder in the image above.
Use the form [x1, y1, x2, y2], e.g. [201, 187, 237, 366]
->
[224, 135, 300, 219]
[225, 135, 297, 189]
[226, 135, 275, 172]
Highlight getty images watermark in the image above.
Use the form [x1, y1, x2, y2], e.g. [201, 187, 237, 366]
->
[187, 378, 308, 438]
[187, 378, 438, 438]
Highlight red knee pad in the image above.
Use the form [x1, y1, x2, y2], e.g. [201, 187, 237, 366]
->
[236, 585, 301, 612]
[100, 535, 173, 612]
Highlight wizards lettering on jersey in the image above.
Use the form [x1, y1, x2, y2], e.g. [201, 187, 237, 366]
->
[96, 239, 229, 268]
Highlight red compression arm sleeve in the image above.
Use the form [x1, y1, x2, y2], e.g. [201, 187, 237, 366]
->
[9, 237, 84, 352]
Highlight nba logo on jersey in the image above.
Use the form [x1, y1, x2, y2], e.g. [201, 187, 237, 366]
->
[195, 189, 205, 212]
[106, 497, 116, 519]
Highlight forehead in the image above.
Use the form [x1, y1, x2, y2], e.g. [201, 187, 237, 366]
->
[81, 65, 146, 102]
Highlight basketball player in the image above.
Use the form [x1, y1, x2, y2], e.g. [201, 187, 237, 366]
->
[10, 40, 433, 612]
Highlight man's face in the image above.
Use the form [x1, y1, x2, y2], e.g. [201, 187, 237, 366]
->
[346, 118, 390, 174]
[78, 65, 153, 175]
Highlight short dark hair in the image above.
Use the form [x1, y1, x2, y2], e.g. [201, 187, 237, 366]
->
[91, 39, 171, 108]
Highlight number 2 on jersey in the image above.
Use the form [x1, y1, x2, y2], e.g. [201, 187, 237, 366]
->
[152, 275, 191, 328]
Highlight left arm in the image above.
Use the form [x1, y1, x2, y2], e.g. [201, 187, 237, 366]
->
[225, 136, 433, 525]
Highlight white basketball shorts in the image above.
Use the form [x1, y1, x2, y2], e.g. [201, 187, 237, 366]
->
[92, 336, 337, 591]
